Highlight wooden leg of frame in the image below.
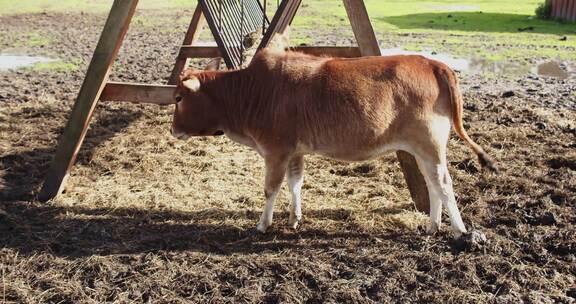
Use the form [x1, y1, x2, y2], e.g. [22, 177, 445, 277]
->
[100, 82, 176, 105]
[341, 0, 380, 56]
[38, 0, 139, 201]
[259, 0, 301, 49]
[397, 151, 430, 213]
[169, 5, 206, 84]
[342, 0, 430, 213]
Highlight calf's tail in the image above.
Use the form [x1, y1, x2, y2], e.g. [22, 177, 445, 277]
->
[442, 70, 499, 173]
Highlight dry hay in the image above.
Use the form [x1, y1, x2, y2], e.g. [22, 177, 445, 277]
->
[2, 78, 575, 303]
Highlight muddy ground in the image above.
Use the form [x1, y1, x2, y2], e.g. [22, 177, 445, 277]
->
[1, 8, 575, 304]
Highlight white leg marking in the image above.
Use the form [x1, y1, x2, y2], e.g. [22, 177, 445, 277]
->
[418, 159, 467, 237]
[257, 190, 279, 232]
[256, 155, 288, 233]
[288, 174, 303, 229]
[415, 157, 443, 234]
[415, 113, 467, 237]
[286, 156, 304, 229]
[428, 188, 443, 234]
[438, 165, 467, 237]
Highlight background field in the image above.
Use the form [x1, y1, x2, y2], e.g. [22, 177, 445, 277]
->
[1, 0, 575, 63]
[1, 0, 575, 303]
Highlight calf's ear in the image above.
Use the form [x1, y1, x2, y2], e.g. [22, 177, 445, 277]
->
[179, 68, 196, 81]
[183, 77, 201, 92]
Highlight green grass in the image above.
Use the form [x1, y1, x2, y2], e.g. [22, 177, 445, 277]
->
[293, 1, 576, 36]
[2, 0, 575, 68]
[390, 31, 576, 61]
[2, 0, 573, 38]
[14, 32, 52, 47]
[383, 11, 575, 35]
[32, 60, 79, 71]
[291, 36, 314, 46]
[294, 1, 576, 60]
[292, 0, 571, 31]
[0, 0, 200, 15]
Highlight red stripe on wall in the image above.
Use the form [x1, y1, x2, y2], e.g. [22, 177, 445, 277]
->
[555, 0, 559, 18]
[553, 0, 562, 19]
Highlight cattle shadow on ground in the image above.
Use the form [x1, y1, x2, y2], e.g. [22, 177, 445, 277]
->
[0, 201, 417, 258]
[0, 108, 141, 201]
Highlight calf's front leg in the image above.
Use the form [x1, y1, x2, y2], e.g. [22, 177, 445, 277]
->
[287, 155, 304, 229]
[256, 155, 289, 233]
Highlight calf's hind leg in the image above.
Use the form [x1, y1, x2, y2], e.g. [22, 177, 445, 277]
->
[256, 155, 289, 233]
[286, 155, 304, 229]
[415, 152, 467, 238]
[408, 115, 467, 237]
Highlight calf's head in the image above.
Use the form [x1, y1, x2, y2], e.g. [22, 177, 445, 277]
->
[171, 74, 224, 139]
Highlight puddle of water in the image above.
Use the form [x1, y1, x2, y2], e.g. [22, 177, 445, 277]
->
[379, 47, 573, 79]
[3, 48, 568, 80]
[181, 43, 574, 80]
[467, 57, 531, 77]
[379, 47, 470, 71]
[533, 61, 570, 79]
[0, 53, 56, 70]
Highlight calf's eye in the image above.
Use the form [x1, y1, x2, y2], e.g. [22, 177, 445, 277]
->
[175, 96, 182, 102]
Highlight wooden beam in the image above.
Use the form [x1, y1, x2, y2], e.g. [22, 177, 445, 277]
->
[342, 0, 381, 56]
[293, 46, 361, 57]
[178, 46, 362, 59]
[100, 82, 176, 105]
[259, 0, 302, 49]
[398, 153, 430, 213]
[179, 46, 220, 58]
[39, 0, 139, 202]
[342, 0, 430, 213]
[169, 5, 206, 84]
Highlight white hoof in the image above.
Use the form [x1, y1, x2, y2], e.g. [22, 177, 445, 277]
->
[290, 221, 300, 230]
[452, 226, 467, 239]
[288, 213, 301, 230]
[426, 221, 440, 235]
[256, 221, 269, 233]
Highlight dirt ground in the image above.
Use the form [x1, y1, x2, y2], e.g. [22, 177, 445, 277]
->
[1, 9, 575, 304]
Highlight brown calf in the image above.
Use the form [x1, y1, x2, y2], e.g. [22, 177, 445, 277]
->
[171, 49, 497, 237]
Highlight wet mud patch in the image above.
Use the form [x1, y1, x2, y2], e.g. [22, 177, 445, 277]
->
[546, 157, 576, 170]
[329, 163, 378, 177]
